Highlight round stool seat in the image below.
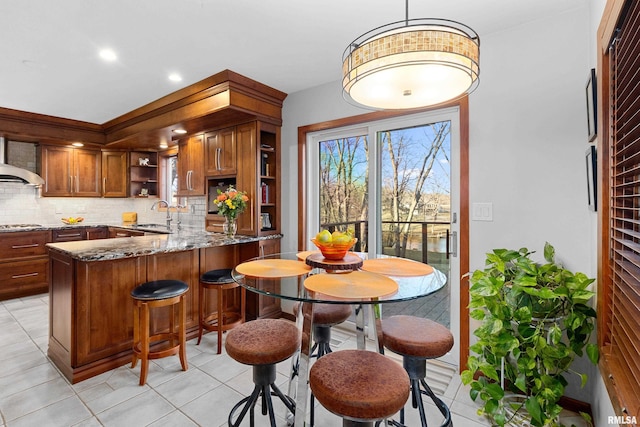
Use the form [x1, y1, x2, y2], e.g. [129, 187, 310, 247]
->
[382, 315, 453, 358]
[310, 349, 409, 421]
[201, 268, 234, 284]
[294, 302, 352, 325]
[225, 319, 300, 366]
[131, 279, 188, 300]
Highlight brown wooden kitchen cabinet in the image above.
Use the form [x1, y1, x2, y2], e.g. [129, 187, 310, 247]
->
[101, 150, 128, 197]
[235, 121, 280, 237]
[41, 145, 102, 197]
[177, 134, 205, 196]
[108, 227, 144, 238]
[48, 246, 200, 383]
[0, 230, 51, 300]
[52, 226, 110, 242]
[205, 126, 236, 176]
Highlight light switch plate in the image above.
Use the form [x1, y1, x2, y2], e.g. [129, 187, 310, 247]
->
[472, 202, 493, 221]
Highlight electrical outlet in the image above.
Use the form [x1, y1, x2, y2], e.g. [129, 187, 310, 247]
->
[55, 206, 62, 214]
[78, 206, 86, 213]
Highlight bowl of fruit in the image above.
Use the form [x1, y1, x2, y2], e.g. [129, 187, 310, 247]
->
[61, 216, 84, 225]
[311, 229, 357, 260]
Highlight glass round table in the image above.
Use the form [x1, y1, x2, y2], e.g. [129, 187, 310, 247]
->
[232, 251, 447, 425]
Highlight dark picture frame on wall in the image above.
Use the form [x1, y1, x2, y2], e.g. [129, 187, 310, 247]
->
[586, 68, 597, 142]
[586, 145, 597, 211]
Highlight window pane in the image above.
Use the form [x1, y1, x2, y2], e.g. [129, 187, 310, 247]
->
[378, 121, 451, 326]
[318, 135, 368, 251]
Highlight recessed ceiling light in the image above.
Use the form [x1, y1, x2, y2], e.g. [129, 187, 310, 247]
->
[173, 129, 187, 134]
[72, 142, 84, 147]
[159, 143, 169, 149]
[168, 73, 182, 82]
[99, 49, 117, 62]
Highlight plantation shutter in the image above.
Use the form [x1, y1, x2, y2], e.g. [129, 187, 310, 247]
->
[606, 0, 640, 417]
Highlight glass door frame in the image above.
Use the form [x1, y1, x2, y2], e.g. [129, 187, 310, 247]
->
[299, 103, 468, 368]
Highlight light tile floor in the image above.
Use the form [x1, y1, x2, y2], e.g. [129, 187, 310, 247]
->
[0, 294, 588, 427]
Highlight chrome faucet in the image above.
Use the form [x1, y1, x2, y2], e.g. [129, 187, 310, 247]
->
[174, 204, 186, 230]
[150, 200, 172, 228]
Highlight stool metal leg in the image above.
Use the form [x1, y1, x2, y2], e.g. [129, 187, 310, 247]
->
[228, 364, 296, 427]
[382, 356, 452, 427]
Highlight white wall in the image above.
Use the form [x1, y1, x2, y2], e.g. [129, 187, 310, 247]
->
[281, 2, 618, 423]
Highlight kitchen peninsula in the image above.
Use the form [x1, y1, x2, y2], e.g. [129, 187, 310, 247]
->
[46, 229, 281, 383]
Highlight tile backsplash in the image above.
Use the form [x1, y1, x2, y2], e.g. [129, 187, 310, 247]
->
[0, 182, 206, 228]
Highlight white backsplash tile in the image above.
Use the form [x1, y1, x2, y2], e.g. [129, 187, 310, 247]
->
[0, 182, 206, 228]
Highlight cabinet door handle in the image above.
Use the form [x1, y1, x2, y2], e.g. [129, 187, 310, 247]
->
[103, 177, 107, 194]
[216, 147, 222, 170]
[76, 175, 79, 193]
[187, 170, 193, 191]
[69, 175, 73, 193]
[12, 243, 40, 249]
[12, 272, 39, 279]
[57, 233, 82, 238]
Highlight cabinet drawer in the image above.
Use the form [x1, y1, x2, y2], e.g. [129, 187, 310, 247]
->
[53, 229, 85, 242]
[108, 228, 144, 238]
[0, 258, 48, 299]
[0, 231, 50, 260]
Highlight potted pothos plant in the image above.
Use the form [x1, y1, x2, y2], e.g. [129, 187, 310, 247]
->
[461, 242, 599, 427]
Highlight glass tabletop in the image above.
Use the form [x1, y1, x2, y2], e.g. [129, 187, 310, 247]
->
[231, 251, 447, 305]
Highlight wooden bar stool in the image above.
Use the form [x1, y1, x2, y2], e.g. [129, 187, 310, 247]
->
[130, 279, 189, 386]
[309, 349, 409, 426]
[197, 268, 245, 354]
[225, 319, 300, 427]
[381, 315, 454, 427]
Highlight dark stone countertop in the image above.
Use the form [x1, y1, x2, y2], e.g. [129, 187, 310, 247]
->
[0, 222, 281, 262]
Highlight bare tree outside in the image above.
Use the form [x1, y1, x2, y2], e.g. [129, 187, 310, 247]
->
[380, 122, 451, 258]
[319, 135, 369, 250]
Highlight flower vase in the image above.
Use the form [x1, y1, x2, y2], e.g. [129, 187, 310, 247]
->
[223, 217, 237, 238]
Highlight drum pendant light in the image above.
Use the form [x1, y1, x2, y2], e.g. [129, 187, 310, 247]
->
[342, 0, 480, 110]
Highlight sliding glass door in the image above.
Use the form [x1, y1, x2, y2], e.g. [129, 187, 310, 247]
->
[306, 109, 460, 366]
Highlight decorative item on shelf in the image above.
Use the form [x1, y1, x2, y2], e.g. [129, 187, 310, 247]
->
[261, 213, 271, 229]
[311, 228, 357, 260]
[138, 158, 150, 166]
[215, 185, 249, 238]
[261, 182, 269, 204]
[342, 0, 480, 110]
[261, 153, 269, 176]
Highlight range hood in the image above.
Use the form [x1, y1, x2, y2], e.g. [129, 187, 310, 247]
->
[0, 137, 45, 186]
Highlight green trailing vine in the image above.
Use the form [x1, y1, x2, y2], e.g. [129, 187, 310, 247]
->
[461, 242, 599, 427]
